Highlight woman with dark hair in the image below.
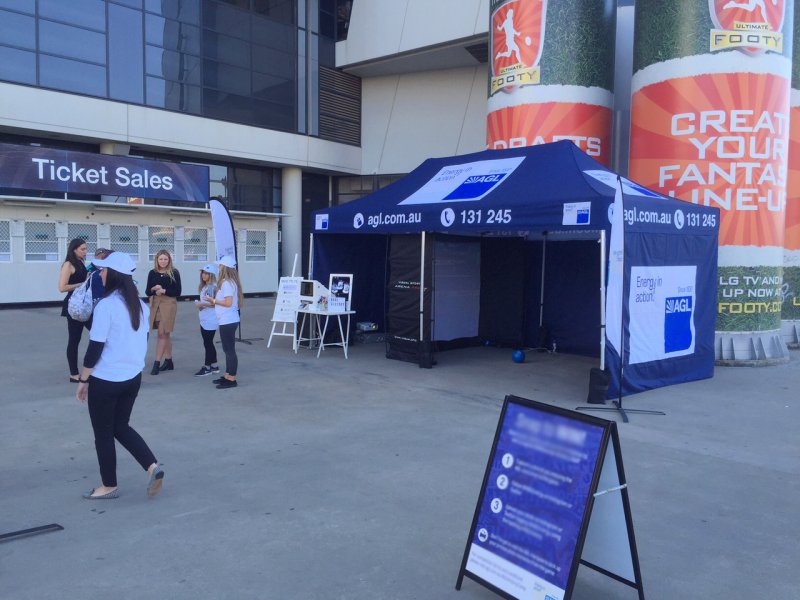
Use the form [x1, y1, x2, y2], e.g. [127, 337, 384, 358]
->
[75, 251, 164, 500]
[146, 249, 181, 375]
[58, 238, 89, 382]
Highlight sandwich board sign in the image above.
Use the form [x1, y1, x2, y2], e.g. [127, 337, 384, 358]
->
[456, 395, 645, 600]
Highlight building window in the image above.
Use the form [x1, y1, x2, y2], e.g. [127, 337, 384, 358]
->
[25, 221, 58, 261]
[183, 227, 208, 261]
[0, 220, 10, 262]
[68, 223, 98, 256]
[148, 225, 175, 260]
[245, 230, 266, 261]
[110, 224, 139, 260]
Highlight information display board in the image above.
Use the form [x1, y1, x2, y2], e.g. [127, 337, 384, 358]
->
[457, 395, 644, 600]
[272, 277, 303, 323]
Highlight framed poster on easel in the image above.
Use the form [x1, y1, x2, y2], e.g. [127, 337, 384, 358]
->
[456, 395, 645, 600]
[329, 273, 353, 311]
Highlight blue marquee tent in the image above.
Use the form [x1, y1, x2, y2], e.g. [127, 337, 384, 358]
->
[311, 141, 719, 397]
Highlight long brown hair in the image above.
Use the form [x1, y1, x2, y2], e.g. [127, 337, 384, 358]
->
[153, 249, 176, 281]
[218, 265, 244, 306]
[198, 270, 217, 293]
[64, 238, 87, 269]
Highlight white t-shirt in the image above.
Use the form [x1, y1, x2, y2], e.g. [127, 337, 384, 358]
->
[214, 280, 240, 325]
[197, 284, 219, 330]
[90, 292, 150, 382]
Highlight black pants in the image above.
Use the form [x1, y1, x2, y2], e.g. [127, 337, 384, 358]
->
[66, 315, 89, 376]
[87, 374, 156, 487]
[219, 322, 238, 376]
[201, 327, 217, 365]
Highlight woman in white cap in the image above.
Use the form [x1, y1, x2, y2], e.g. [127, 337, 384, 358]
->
[193, 263, 220, 376]
[202, 255, 243, 389]
[75, 251, 164, 500]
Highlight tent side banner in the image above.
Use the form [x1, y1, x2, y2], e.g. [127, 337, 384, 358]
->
[608, 196, 720, 397]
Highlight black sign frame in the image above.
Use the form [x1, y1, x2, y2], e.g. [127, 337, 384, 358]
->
[456, 394, 645, 600]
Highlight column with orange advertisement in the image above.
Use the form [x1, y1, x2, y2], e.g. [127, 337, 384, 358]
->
[783, 13, 800, 347]
[487, 0, 616, 165]
[629, 0, 794, 363]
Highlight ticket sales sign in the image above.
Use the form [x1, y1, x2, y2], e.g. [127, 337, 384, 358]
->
[456, 396, 645, 600]
[0, 143, 209, 202]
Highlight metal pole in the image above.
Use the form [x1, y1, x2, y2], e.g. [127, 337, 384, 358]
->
[308, 233, 314, 279]
[419, 232, 426, 342]
[599, 229, 606, 370]
[539, 236, 547, 327]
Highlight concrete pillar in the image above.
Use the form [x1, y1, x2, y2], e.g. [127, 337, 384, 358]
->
[281, 166, 303, 278]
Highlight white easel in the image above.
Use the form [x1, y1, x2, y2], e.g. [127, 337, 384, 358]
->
[268, 254, 301, 347]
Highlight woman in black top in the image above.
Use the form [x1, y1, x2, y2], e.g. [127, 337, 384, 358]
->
[145, 249, 181, 375]
[58, 238, 89, 382]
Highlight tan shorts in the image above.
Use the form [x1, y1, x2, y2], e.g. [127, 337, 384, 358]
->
[149, 295, 177, 334]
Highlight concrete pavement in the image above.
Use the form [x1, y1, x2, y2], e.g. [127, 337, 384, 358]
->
[1, 297, 798, 599]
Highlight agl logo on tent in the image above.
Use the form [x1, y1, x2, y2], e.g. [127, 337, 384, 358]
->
[664, 295, 693, 353]
[444, 173, 510, 201]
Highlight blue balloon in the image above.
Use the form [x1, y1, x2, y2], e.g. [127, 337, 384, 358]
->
[512, 350, 525, 363]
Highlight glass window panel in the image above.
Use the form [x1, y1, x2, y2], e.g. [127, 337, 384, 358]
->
[148, 226, 174, 260]
[204, 60, 250, 95]
[203, 31, 250, 68]
[112, 0, 143, 7]
[0, 220, 10, 262]
[318, 35, 334, 67]
[203, 0, 250, 40]
[252, 15, 294, 52]
[145, 0, 200, 24]
[296, 28, 305, 133]
[146, 15, 201, 55]
[109, 3, 144, 103]
[110, 224, 139, 260]
[40, 20, 106, 64]
[40, 55, 107, 96]
[25, 221, 58, 261]
[252, 71, 293, 104]
[39, 0, 106, 31]
[251, 98, 293, 131]
[245, 230, 266, 261]
[146, 76, 201, 113]
[251, 44, 294, 78]
[146, 45, 201, 84]
[0, 10, 35, 49]
[307, 0, 319, 32]
[183, 227, 208, 261]
[68, 223, 98, 256]
[253, 0, 296, 25]
[0, 0, 34, 14]
[0, 46, 36, 84]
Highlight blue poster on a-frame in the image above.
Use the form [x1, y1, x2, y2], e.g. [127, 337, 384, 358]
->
[456, 395, 645, 600]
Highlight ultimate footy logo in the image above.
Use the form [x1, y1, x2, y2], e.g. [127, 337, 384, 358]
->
[489, 0, 546, 95]
[709, 0, 786, 55]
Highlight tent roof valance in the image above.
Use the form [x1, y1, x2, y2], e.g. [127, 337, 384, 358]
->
[312, 141, 718, 238]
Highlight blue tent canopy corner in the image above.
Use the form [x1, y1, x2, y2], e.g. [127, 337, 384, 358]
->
[310, 141, 719, 398]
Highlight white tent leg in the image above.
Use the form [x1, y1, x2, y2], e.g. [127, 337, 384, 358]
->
[420, 232, 426, 342]
[599, 229, 606, 371]
[308, 233, 314, 278]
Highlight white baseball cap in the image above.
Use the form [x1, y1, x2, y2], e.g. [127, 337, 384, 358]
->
[93, 251, 136, 275]
[217, 255, 237, 268]
[201, 263, 218, 276]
